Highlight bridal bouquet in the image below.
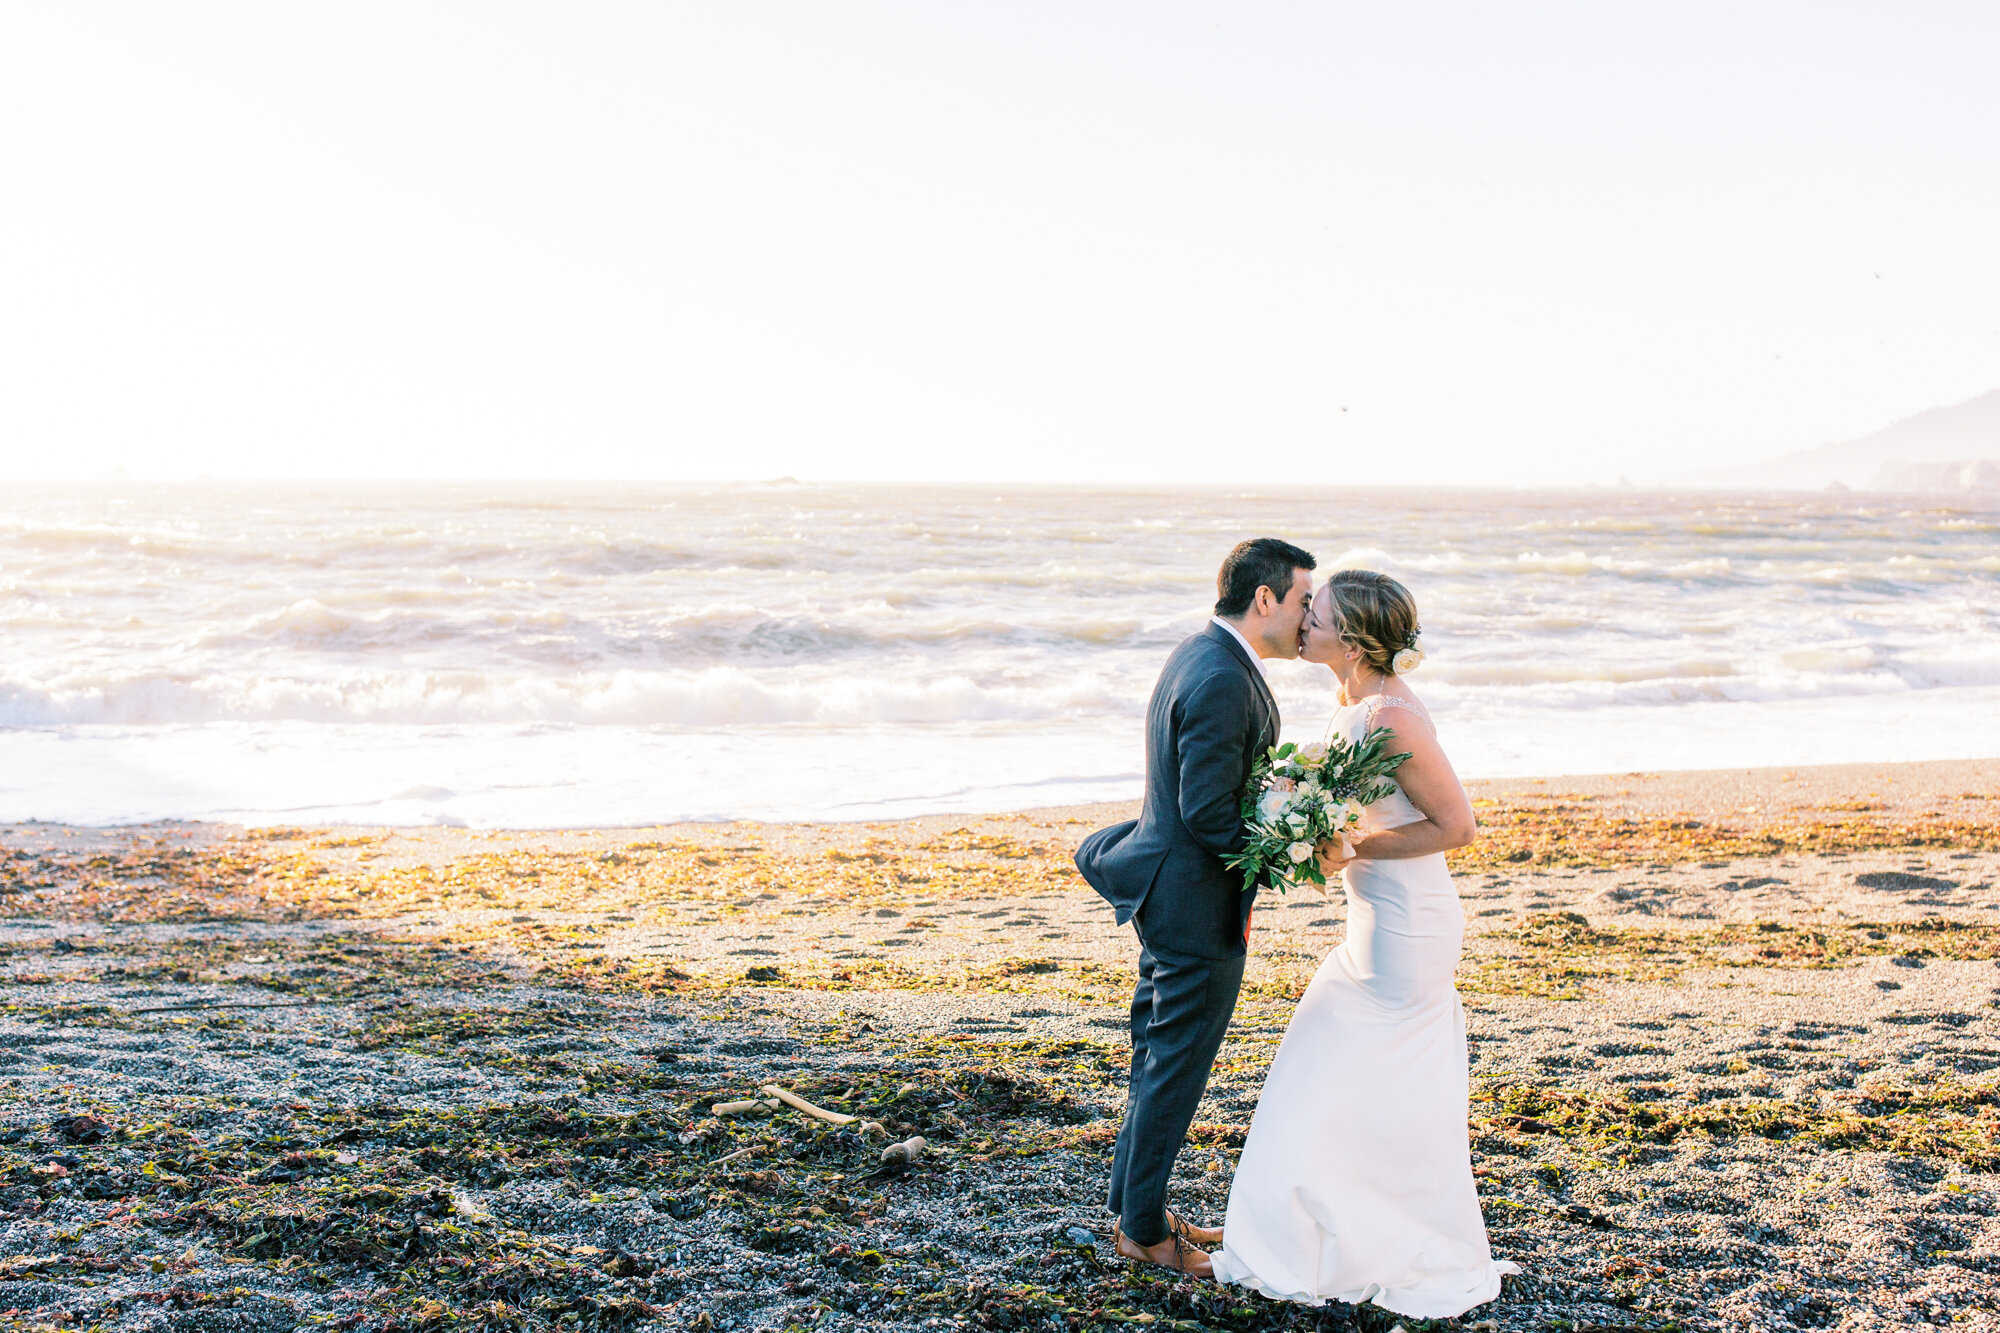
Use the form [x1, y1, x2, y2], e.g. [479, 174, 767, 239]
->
[1223, 732, 1411, 893]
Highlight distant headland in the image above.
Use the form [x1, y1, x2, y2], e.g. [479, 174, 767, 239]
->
[1687, 388, 2000, 492]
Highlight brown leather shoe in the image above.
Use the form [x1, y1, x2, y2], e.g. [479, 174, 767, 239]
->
[1165, 1208, 1223, 1248]
[1111, 1218, 1213, 1278]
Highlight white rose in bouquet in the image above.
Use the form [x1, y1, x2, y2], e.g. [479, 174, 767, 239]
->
[1287, 841, 1314, 863]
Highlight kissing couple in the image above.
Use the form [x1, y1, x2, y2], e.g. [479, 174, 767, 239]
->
[1075, 538, 1517, 1320]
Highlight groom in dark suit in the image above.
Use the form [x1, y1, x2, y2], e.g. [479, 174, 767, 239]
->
[1075, 537, 1316, 1275]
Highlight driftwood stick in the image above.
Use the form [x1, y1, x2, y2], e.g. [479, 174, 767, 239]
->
[760, 1084, 857, 1126]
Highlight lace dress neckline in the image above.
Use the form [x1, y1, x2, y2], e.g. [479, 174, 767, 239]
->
[1337, 690, 1436, 737]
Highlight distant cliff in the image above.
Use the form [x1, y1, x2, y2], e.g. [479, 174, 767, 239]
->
[1689, 388, 2000, 490]
[1872, 458, 2000, 492]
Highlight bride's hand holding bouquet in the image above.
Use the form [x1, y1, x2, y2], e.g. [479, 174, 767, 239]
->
[1316, 832, 1356, 877]
[1223, 731, 1410, 893]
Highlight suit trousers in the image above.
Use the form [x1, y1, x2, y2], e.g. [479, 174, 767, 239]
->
[1106, 939, 1246, 1246]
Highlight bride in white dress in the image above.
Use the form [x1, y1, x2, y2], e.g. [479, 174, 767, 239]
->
[1210, 570, 1517, 1319]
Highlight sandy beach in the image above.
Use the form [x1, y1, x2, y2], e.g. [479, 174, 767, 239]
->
[3, 758, 1999, 1332]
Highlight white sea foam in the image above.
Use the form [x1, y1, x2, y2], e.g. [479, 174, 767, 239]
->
[0, 666, 1139, 727]
[1, 481, 1996, 825]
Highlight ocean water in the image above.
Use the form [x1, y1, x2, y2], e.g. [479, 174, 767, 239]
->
[2, 482, 1996, 827]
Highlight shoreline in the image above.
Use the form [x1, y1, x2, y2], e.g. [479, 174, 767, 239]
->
[8, 755, 1998, 850]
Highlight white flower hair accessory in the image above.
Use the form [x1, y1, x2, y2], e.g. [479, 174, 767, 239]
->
[1391, 633, 1425, 675]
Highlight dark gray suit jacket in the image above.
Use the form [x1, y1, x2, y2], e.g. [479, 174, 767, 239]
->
[1074, 622, 1278, 960]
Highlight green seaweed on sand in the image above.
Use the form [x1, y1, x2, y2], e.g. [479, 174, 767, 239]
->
[1474, 1078, 2000, 1169]
[354, 1001, 608, 1052]
[8, 805, 1995, 936]
[1455, 800, 2000, 870]
[1465, 912, 2000, 999]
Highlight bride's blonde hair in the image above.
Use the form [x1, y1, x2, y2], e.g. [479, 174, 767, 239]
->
[1317, 570, 1421, 675]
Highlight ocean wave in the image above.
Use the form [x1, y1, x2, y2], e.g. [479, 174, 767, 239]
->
[1778, 647, 1880, 674]
[1420, 660, 1742, 688]
[177, 597, 1184, 661]
[544, 540, 704, 576]
[10, 625, 1997, 728]
[1274, 645, 2000, 712]
[19, 658, 1953, 729]
[1326, 546, 1401, 572]
[1392, 669, 1916, 711]
[0, 666, 1142, 728]
[1515, 517, 1658, 534]
[1376, 547, 1993, 586]
[1901, 651, 2000, 690]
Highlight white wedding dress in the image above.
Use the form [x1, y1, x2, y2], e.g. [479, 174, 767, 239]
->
[1210, 692, 1516, 1319]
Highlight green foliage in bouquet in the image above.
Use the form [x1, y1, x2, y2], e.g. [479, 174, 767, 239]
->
[1223, 729, 1412, 893]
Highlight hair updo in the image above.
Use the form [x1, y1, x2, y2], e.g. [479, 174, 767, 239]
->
[1318, 570, 1422, 675]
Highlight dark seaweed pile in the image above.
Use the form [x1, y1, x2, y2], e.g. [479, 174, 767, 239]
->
[0, 993, 1445, 1333]
[6, 978, 1997, 1332]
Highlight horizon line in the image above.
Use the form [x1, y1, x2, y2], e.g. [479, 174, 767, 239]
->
[0, 474, 1933, 496]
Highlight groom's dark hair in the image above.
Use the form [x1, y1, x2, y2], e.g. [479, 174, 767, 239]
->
[1215, 538, 1316, 617]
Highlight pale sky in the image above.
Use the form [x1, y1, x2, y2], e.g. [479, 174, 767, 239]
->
[3, 2, 1997, 485]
